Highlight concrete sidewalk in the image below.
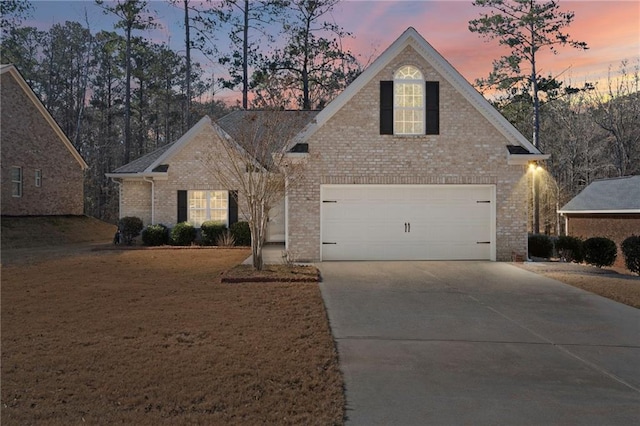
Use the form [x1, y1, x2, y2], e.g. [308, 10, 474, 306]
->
[319, 261, 640, 425]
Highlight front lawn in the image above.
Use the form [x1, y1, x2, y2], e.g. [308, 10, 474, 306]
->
[1, 249, 344, 425]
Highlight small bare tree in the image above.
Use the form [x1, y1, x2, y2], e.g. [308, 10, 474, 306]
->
[205, 110, 313, 270]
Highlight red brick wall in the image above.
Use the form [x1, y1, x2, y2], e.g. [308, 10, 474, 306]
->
[566, 214, 640, 268]
[1, 72, 85, 216]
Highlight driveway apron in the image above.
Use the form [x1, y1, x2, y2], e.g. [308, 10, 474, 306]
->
[318, 261, 640, 425]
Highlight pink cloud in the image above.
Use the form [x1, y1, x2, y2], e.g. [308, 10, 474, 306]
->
[336, 0, 638, 87]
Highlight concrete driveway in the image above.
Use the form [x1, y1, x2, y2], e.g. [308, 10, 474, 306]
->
[318, 261, 640, 425]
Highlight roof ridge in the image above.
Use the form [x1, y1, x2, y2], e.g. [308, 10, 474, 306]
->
[592, 175, 639, 183]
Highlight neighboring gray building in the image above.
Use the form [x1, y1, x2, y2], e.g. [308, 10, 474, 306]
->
[559, 175, 640, 267]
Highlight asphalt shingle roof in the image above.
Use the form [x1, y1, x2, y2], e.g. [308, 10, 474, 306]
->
[112, 141, 177, 173]
[559, 175, 640, 212]
[217, 110, 318, 153]
[111, 111, 318, 174]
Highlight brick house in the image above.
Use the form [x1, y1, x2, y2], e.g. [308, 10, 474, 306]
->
[108, 28, 546, 260]
[106, 111, 317, 243]
[559, 175, 640, 267]
[1, 64, 88, 216]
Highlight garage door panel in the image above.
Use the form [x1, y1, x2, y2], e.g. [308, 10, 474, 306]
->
[323, 220, 401, 242]
[321, 185, 494, 261]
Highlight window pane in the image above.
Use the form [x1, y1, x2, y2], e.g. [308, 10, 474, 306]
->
[210, 191, 228, 224]
[188, 190, 228, 227]
[209, 191, 228, 210]
[401, 84, 421, 107]
[189, 191, 207, 209]
[394, 65, 423, 80]
[11, 167, 22, 197]
[190, 210, 207, 228]
[393, 66, 425, 136]
[188, 191, 207, 227]
[210, 210, 227, 223]
[11, 167, 21, 181]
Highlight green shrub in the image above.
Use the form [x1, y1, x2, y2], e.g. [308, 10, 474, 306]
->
[555, 235, 584, 263]
[230, 221, 251, 246]
[583, 237, 617, 268]
[621, 235, 640, 275]
[118, 216, 143, 245]
[528, 234, 553, 258]
[201, 221, 227, 246]
[171, 222, 196, 246]
[142, 224, 169, 246]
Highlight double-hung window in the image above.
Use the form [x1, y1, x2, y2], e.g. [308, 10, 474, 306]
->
[394, 65, 425, 135]
[380, 66, 439, 135]
[11, 166, 22, 197]
[188, 190, 228, 227]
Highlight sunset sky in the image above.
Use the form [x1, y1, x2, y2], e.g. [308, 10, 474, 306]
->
[26, 0, 640, 104]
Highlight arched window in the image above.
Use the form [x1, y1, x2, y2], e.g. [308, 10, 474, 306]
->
[394, 65, 424, 135]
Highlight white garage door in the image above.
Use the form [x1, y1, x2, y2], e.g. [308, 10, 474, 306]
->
[321, 185, 495, 261]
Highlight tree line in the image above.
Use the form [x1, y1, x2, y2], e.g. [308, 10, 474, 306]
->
[2, 0, 361, 222]
[490, 62, 640, 235]
[2, 0, 638, 233]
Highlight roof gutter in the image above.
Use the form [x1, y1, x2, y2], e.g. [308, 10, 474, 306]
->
[105, 172, 168, 181]
[143, 176, 155, 224]
[109, 177, 123, 221]
[507, 153, 550, 165]
[559, 209, 640, 215]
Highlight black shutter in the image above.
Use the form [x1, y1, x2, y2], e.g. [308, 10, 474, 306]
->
[380, 81, 394, 134]
[228, 190, 238, 226]
[177, 190, 187, 223]
[425, 81, 439, 135]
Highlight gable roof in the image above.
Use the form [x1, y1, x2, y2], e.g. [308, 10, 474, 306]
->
[218, 110, 319, 153]
[107, 116, 212, 177]
[111, 140, 177, 174]
[559, 176, 640, 214]
[290, 27, 548, 164]
[1, 64, 88, 170]
[107, 111, 318, 177]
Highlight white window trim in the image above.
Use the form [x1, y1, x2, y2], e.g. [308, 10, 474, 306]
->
[394, 65, 425, 135]
[11, 166, 22, 197]
[187, 190, 229, 228]
[35, 169, 42, 188]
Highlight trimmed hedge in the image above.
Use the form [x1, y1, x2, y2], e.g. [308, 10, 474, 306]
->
[142, 224, 169, 246]
[171, 222, 196, 246]
[555, 235, 584, 263]
[528, 234, 553, 258]
[230, 221, 251, 246]
[583, 237, 617, 268]
[118, 216, 143, 245]
[621, 235, 640, 275]
[201, 221, 227, 246]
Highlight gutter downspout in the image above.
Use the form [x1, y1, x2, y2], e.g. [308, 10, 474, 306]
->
[143, 177, 155, 224]
[109, 177, 123, 220]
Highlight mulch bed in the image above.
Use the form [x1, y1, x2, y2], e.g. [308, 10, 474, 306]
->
[222, 265, 321, 283]
[93, 244, 250, 251]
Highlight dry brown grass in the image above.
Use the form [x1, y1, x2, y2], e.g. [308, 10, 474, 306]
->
[516, 262, 640, 309]
[1, 234, 344, 424]
[1, 215, 116, 249]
